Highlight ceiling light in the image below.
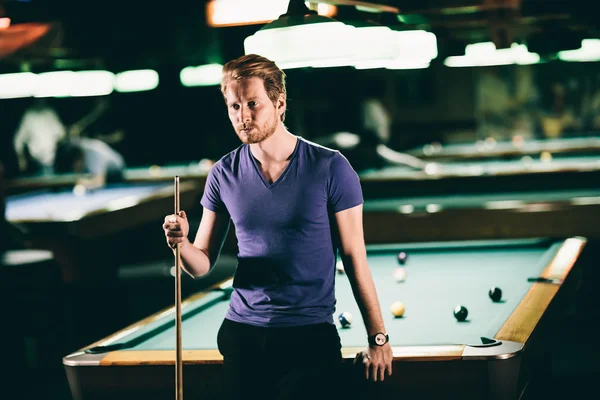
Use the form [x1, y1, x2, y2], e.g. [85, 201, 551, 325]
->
[444, 42, 540, 67]
[180, 64, 223, 87]
[558, 39, 600, 62]
[244, 0, 355, 69]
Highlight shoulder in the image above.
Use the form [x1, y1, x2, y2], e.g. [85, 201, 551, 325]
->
[209, 143, 246, 176]
[297, 137, 356, 175]
[297, 137, 341, 164]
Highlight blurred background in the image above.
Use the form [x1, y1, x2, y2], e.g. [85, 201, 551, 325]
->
[1, 0, 599, 399]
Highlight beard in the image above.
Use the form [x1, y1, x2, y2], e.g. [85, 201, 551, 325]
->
[235, 113, 279, 144]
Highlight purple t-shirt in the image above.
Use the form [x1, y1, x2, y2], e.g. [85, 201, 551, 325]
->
[201, 137, 363, 327]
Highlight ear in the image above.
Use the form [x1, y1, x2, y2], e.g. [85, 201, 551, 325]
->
[276, 94, 286, 115]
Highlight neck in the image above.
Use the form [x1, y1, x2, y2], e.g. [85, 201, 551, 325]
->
[250, 124, 297, 164]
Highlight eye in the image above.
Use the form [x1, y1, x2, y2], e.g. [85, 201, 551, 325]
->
[230, 104, 239, 110]
[248, 101, 257, 108]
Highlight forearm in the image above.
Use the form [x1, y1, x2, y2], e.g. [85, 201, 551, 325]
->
[342, 253, 387, 336]
[175, 239, 212, 278]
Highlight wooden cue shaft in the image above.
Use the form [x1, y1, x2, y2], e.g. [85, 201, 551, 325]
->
[174, 176, 183, 400]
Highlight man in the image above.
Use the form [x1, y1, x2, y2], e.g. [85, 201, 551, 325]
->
[163, 54, 392, 400]
[53, 137, 126, 182]
[13, 98, 66, 175]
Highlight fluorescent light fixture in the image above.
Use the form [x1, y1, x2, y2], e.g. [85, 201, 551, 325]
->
[444, 42, 540, 67]
[208, 0, 289, 27]
[393, 30, 438, 61]
[180, 63, 223, 87]
[0, 72, 37, 99]
[34, 71, 75, 98]
[69, 71, 114, 97]
[558, 39, 600, 62]
[384, 59, 430, 70]
[348, 21, 396, 66]
[244, 0, 355, 69]
[207, 0, 336, 27]
[355, 30, 436, 70]
[114, 69, 159, 93]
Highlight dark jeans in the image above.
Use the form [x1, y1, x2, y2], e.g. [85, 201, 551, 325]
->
[217, 318, 362, 400]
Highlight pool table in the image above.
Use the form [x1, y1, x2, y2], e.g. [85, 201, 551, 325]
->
[362, 189, 600, 244]
[406, 136, 600, 161]
[5, 181, 201, 283]
[6, 154, 600, 199]
[63, 237, 586, 400]
[358, 153, 600, 198]
[4, 162, 210, 195]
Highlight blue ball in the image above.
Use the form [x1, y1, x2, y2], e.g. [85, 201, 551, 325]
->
[338, 312, 353, 328]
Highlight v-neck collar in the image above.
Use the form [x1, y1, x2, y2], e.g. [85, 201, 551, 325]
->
[248, 137, 301, 190]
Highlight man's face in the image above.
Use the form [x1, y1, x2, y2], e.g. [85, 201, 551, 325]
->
[225, 77, 282, 144]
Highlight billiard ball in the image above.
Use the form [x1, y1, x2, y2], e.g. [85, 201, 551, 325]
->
[149, 164, 162, 177]
[393, 267, 407, 282]
[540, 151, 553, 162]
[338, 312, 352, 328]
[390, 301, 405, 318]
[397, 252, 408, 265]
[336, 260, 345, 274]
[489, 287, 502, 302]
[453, 305, 468, 322]
[73, 184, 87, 196]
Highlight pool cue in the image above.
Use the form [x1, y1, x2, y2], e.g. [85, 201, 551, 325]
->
[174, 176, 183, 400]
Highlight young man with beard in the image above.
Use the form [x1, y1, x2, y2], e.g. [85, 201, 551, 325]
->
[163, 54, 392, 400]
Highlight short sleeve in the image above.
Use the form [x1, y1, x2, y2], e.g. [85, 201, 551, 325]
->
[327, 152, 363, 213]
[200, 163, 229, 215]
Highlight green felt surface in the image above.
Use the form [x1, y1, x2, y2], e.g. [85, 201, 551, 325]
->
[97, 239, 560, 352]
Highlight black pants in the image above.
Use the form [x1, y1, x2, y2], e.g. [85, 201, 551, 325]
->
[217, 318, 363, 400]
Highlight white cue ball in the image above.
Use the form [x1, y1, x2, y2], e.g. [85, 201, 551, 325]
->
[393, 267, 407, 282]
[73, 184, 87, 196]
[391, 301, 405, 318]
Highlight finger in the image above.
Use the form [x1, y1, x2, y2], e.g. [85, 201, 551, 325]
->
[167, 231, 184, 238]
[164, 226, 180, 235]
[168, 238, 184, 247]
[178, 210, 187, 219]
[379, 366, 385, 382]
[371, 364, 378, 383]
[363, 357, 370, 380]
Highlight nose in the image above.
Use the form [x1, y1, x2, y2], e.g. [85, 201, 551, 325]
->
[240, 105, 251, 124]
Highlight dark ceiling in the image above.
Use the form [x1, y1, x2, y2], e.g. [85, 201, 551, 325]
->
[1, 0, 598, 72]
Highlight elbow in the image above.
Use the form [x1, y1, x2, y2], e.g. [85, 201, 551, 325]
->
[186, 267, 209, 280]
[188, 259, 215, 280]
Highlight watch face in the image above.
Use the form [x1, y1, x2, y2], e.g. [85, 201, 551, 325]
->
[375, 333, 386, 345]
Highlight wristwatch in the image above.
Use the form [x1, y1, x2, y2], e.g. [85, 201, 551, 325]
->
[368, 332, 389, 347]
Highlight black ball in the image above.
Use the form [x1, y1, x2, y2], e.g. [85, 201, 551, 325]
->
[397, 252, 408, 265]
[453, 305, 468, 322]
[489, 287, 502, 302]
